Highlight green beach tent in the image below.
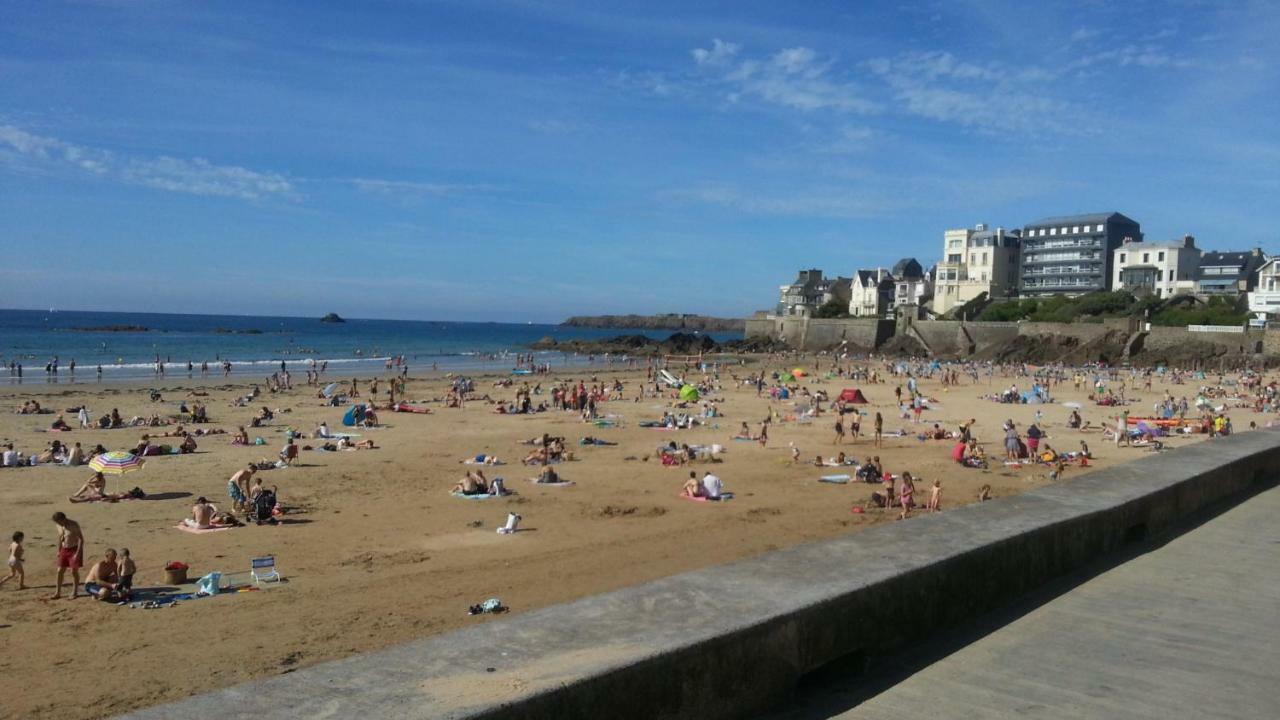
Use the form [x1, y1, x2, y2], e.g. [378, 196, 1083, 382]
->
[679, 384, 700, 402]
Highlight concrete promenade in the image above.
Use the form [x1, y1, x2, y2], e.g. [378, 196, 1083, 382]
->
[775, 482, 1280, 720]
[120, 430, 1280, 720]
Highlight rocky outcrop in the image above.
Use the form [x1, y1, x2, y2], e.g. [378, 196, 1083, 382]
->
[561, 314, 745, 332]
[530, 333, 720, 355]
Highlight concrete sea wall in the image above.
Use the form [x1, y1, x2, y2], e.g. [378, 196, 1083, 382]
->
[744, 313, 1271, 362]
[122, 430, 1280, 720]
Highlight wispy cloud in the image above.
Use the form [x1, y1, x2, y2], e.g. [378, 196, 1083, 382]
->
[866, 51, 1076, 134]
[350, 178, 487, 197]
[0, 125, 295, 200]
[692, 39, 880, 113]
[661, 183, 906, 219]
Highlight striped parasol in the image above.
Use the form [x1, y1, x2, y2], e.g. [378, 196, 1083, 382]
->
[89, 451, 145, 475]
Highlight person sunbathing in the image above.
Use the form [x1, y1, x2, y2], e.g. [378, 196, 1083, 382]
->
[682, 471, 704, 498]
[70, 472, 111, 502]
[453, 470, 489, 495]
[183, 497, 219, 529]
[64, 442, 85, 466]
[533, 465, 561, 484]
[84, 548, 127, 602]
[50, 415, 70, 431]
[522, 447, 549, 465]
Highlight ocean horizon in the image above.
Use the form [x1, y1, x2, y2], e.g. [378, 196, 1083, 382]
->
[0, 308, 740, 381]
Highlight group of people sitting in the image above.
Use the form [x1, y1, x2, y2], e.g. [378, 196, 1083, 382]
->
[680, 470, 726, 500]
[3, 441, 109, 468]
[452, 469, 510, 496]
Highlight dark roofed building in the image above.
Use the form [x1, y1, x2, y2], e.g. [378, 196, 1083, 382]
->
[776, 269, 852, 316]
[1196, 249, 1267, 297]
[1020, 212, 1142, 297]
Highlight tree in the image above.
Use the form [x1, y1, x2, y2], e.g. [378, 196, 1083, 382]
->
[813, 298, 850, 318]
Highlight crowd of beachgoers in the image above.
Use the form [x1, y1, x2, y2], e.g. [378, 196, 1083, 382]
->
[2, 349, 1275, 719]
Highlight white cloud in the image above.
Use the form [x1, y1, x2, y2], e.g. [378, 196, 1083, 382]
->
[0, 125, 295, 200]
[692, 40, 879, 113]
[692, 38, 739, 67]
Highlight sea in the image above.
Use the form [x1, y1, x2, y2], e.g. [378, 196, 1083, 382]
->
[0, 309, 740, 382]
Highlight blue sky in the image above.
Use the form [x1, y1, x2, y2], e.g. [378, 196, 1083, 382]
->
[1, 1, 1277, 322]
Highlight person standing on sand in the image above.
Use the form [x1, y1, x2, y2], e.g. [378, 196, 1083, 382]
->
[833, 416, 844, 445]
[49, 512, 84, 599]
[874, 412, 883, 448]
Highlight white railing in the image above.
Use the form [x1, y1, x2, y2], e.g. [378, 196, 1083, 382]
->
[1187, 325, 1244, 333]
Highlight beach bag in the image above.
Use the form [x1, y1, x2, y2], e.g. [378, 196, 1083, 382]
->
[196, 571, 222, 597]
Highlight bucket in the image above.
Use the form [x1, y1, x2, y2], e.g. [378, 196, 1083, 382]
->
[164, 567, 188, 585]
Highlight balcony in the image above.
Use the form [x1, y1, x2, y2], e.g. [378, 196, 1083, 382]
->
[1022, 278, 1104, 290]
[1023, 265, 1102, 276]
[1023, 238, 1103, 251]
[1021, 253, 1101, 265]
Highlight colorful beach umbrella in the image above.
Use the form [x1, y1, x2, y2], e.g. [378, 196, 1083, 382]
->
[89, 451, 145, 475]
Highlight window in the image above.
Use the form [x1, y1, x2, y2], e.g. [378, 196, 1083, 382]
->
[1072, 226, 1079, 233]
[1061, 227, 1069, 234]
[981, 252, 988, 264]
[1158, 252, 1165, 262]
[1157, 270, 1164, 281]
[1119, 253, 1126, 263]
[1156, 289, 1162, 297]
[1142, 253, 1149, 263]
[1096, 224, 1105, 232]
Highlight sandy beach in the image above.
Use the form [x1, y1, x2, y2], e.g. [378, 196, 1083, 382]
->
[0, 359, 1262, 719]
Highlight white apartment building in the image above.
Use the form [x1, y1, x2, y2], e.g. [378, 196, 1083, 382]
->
[1111, 235, 1200, 298]
[934, 224, 1021, 315]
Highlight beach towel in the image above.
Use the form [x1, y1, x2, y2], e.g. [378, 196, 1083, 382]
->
[819, 474, 851, 484]
[679, 492, 734, 503]
[393, 402, 431, 414]
[462, 454, 504, 465]
[450, 491, 496, 500]
[528, 479, 575, 487]
[175, 524, 235, 534]
[72, 494, 141, 504]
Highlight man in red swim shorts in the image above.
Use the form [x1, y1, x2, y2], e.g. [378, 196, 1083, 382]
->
[50, 512, 84, 599]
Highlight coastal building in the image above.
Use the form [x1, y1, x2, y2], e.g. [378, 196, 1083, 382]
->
[934, 224, 1021, 315]
[776, 269, 851, 316]
[1019, 212, 1142, 297]
[1196, 249, 1267, 298]
[1111, 235, 1200, 298]
[890, 258, 932, 313]
[849, 268, 895, 318]
[1247, 257, 1280, 316]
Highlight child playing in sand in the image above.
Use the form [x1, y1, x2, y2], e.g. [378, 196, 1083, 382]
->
[117, 548, 135, 594]
[0, 532, 24, 590]
[977, 484, 992, 502]
[927, 480, 941, 512]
